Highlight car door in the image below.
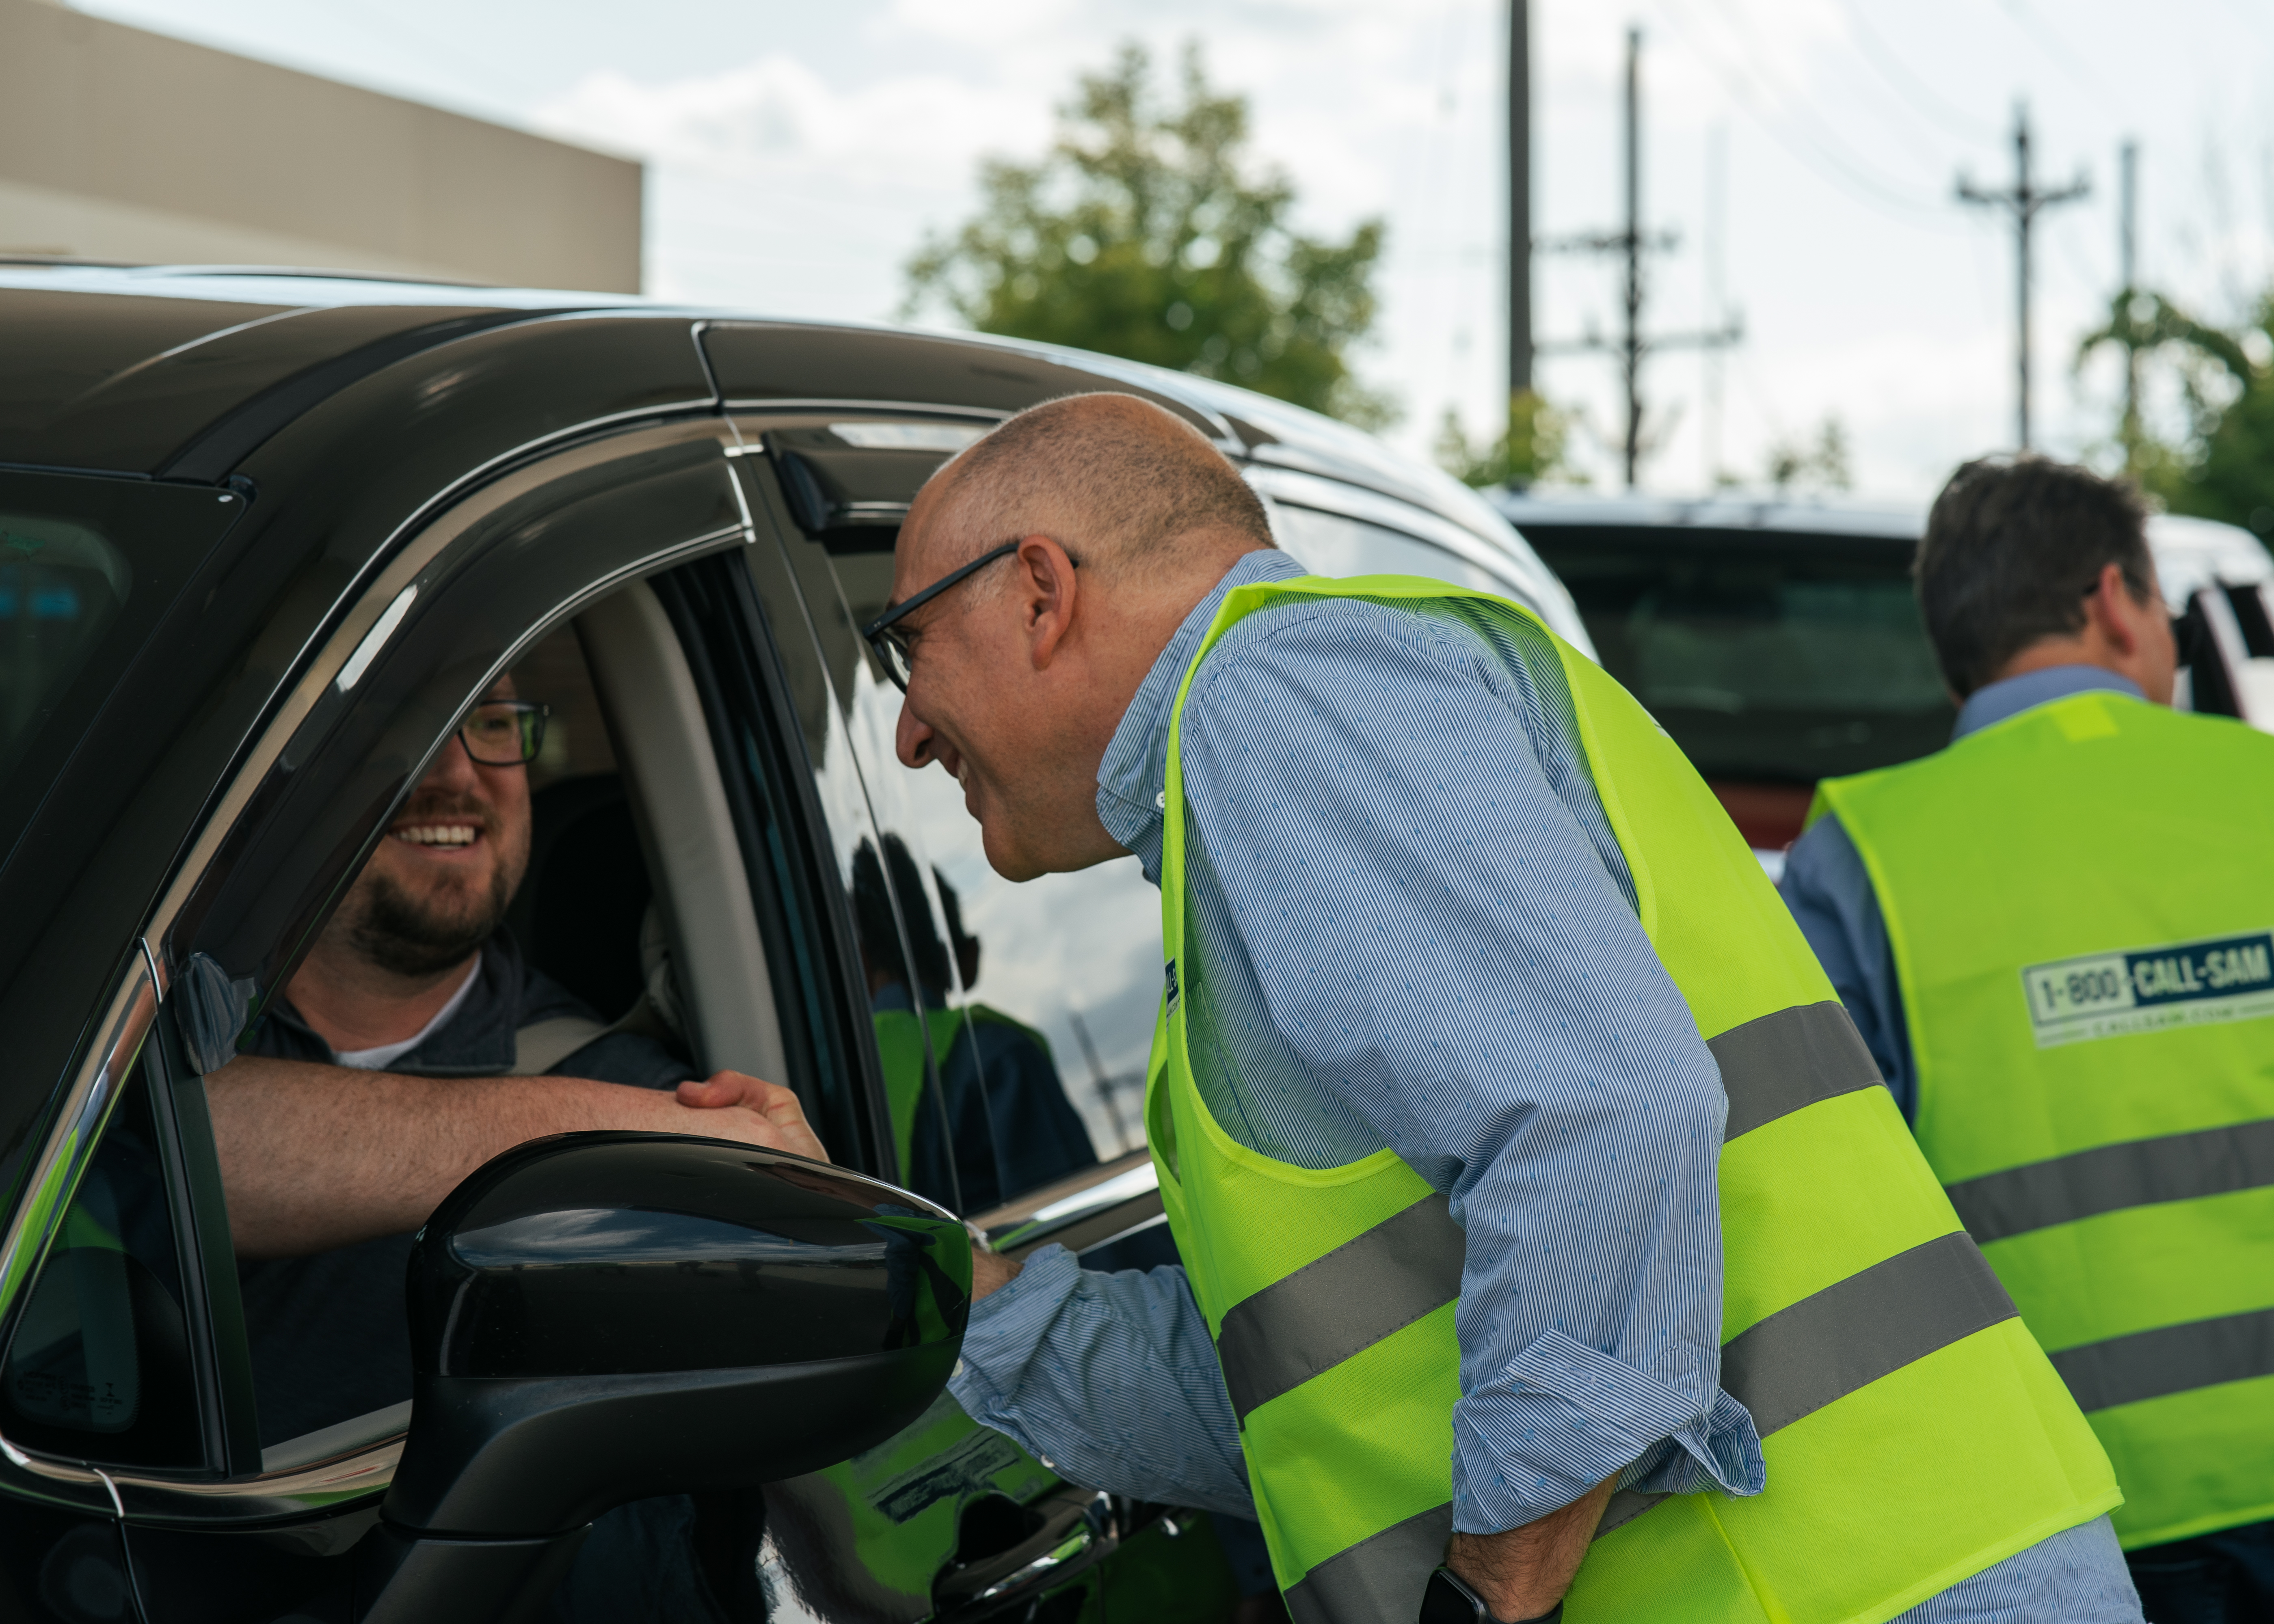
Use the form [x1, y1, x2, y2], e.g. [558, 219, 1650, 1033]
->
[715, 414, 1250, 1624]
[0, 415, 865, 1622]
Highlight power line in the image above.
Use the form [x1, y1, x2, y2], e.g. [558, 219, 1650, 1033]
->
[1995, 0, 2133, 115]
[1833, 0, 2002, 145]
[1653, 0, 1965, 228]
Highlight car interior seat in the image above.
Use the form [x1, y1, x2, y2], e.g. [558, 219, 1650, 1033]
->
[504, 773, 654, 1023]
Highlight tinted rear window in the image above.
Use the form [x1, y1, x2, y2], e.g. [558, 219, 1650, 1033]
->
[0, 470, 244, 869]
[1521, 525, 1954, 783]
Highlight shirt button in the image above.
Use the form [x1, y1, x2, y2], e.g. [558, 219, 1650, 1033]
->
[1155, 790, 1167, 810]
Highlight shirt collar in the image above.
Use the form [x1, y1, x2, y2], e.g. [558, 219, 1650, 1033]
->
[262, 932, 525, 1076]
[1953, 663, 2146, 741]
[1096, 549, 1306, 885]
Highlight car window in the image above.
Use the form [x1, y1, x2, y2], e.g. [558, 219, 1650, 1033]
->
[136, 425, 793, 1464]
[0, 472, 242, 872]
[1273, 502, 1507, 595]
[1522, 525, 1955, 782]
[1, 1055, 203, 1470]
[733, 434, 1148, 1218]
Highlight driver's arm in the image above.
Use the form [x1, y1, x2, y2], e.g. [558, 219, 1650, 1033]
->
[208, 1056, 826, 1259]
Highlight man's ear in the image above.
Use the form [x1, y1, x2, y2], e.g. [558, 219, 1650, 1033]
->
[2089, 561, 2154, 657]
[1014, 534, 1082, 669]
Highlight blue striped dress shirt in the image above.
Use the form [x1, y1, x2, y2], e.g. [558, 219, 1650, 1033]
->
[949, 551, 2137, 1620]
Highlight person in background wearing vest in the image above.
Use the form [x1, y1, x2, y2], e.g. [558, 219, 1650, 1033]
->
[1783, 455, 2274, 1624]
[871, 393, 2140, 1624]
[204, 672, 824, 1624]
[849, 832, 1097, 1211]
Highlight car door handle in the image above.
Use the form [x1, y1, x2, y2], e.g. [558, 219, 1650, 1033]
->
[933, 1485, 1117, 1616]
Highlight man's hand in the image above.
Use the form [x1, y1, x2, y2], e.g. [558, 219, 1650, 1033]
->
[675, 1070, 829, 1163]
[1444, 1476, 1615, 1621]
[211, 1056, 829, 1259]
[970, 1245, 1022, 1300]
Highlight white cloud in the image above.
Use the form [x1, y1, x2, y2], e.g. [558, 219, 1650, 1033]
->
[535, 55, 1046, 197]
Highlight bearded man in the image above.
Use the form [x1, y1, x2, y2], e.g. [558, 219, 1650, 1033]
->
[209, 674, 821, 1624]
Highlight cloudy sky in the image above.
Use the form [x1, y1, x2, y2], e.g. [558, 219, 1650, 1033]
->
[74, 0, 2274, 496]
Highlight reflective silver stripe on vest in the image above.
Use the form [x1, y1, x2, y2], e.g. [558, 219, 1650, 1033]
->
[1710, 1001, 1884, 1142]
[1945, 1117, 2274, 1245]
[1218, 1005, 1880, 1427]
[1722, 1231, 2018, 1436]
[1593, 1488, 1669, 1540]
[2051, 1306, 2274, 1414]
[1600, 1231, 2017, 1542]
[1246, 1003, 1972, 1581]
[1281, 1501, 1452, 1624]
[1217, 1194, 1464, 1423]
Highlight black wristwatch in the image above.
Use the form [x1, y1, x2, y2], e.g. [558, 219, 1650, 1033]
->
[1419, 1566, 1564, 1624]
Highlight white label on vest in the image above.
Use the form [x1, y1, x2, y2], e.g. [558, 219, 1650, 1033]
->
[2022, 929, 2274, 1046]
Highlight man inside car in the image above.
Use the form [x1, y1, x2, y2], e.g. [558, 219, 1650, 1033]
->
[206, 674, 824, 1622]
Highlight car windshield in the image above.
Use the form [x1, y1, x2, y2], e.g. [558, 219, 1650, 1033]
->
[1522, 525, 1954, 783]
[0, 471, 245, 871]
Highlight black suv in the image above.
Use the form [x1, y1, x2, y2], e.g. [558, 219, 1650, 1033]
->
[0, 264, 1583, 1624]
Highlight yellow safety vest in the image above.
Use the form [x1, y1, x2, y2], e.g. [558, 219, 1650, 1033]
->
[1150, 577, 2118, 1622]
[1818, 688, 2274, 1549]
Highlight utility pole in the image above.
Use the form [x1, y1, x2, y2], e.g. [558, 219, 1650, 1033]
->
[1618, 24, 1643, 480]
[1703, 123, 1728, 489]
[2118, 138, 2140, 446]
[1539, 25, 1740, 487]
[1957, 104, 2088, 449]
[1509, 0, 1532, 405]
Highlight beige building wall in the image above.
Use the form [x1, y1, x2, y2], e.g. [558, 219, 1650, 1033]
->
[0, 0, 642, 292]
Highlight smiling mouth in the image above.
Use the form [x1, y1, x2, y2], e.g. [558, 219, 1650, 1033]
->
[391, 823, 482, 849]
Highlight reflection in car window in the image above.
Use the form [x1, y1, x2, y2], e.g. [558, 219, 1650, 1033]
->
[0, 512, 129, 778]
[1272, 503, 1506, 595]
[798, 540, 1154, 1211]
[0, 472, 239, 906]
[0, 1057, 203, 1469]
[1524, 527, 1955, 782]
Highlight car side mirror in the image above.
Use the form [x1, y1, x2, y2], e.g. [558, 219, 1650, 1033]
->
[358, 1132, 968, 1624]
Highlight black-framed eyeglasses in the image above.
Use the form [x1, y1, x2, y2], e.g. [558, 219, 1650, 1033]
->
[457, 700, 549, 766]
[860, 540, 1077, 693]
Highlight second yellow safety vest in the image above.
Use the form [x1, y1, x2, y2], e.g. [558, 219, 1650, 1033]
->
[1817, 689, 2274, 1550]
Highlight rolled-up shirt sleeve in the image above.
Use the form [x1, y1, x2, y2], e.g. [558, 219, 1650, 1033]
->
[1173, 601, 1765, 1534]
[948, 1246, 1256, 1519]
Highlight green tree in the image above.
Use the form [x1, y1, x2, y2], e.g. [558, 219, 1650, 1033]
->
[1433, 391, 1580, 488]
[1764, 416, 1852, 494]
[904, 42, 1395, 429]
[2079, 289, 2274, 540]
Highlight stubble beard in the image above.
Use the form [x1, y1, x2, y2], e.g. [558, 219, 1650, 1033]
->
[348, 861, 517, 979]
[341, 790, 530, 980]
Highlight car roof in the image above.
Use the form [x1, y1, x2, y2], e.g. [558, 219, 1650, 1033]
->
[1493, 488, 1926, 540]
[0, 261, 1522, 563]
[1491, 486, 2274, 595]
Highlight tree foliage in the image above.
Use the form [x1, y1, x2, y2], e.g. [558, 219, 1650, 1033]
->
[1434, 391, 1579, 488]
[2079, 290, 2274, 541]
[904, 43, 1395, 429]
[1764, 416, 1852, 494]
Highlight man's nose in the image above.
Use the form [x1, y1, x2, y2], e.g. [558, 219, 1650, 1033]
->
[423, 727, 483, 793]
[896, 700, 940, 771]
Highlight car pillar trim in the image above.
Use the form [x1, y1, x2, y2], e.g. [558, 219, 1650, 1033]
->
[108, 1436, 407, 1522]
[0, 956, 156, 1338]
[136, 419, 741, 963]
